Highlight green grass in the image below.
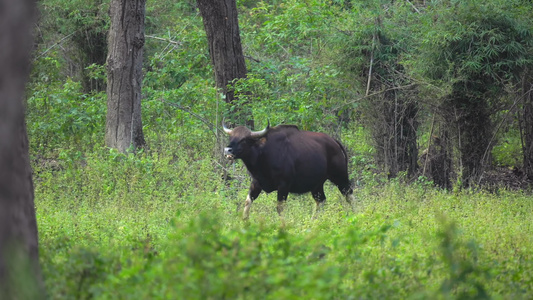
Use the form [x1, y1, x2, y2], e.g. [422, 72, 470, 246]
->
[34, 149, 533, 299]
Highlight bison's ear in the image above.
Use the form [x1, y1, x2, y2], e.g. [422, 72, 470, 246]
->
[258, 137, 268, 146]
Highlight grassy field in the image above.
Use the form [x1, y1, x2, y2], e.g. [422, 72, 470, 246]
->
[35, 147, 533, 299]
[26, 0, 533, 298]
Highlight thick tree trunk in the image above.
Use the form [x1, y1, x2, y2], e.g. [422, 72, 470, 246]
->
[197, 0, 247, 103]
[197, 0, 252, 126]
[105, 0, 146, 153]
[0, 0, 44, 297]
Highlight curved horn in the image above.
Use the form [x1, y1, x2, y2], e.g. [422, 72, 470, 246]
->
[222, 121, 233, 135]
[250, 121, 270, 138]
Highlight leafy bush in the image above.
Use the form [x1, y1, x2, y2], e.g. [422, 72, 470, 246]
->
[492, 127, 523, 167]
[27, 70, 106, 155]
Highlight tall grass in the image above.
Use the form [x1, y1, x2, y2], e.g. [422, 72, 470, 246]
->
[35, 146, 533, 299]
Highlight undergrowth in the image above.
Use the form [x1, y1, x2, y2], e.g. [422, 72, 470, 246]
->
[35, 147, 533, 299]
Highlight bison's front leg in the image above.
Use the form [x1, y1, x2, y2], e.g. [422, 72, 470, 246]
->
[243, 180, 262, 220]
[276, 185, 290, 217]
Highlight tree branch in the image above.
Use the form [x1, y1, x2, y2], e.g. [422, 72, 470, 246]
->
[145, 35, 182, 46]
[366, 33, 376, 96]
[33, 32, 75, 61]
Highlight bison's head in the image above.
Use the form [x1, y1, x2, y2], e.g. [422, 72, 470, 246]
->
[223, 122, 269, 160]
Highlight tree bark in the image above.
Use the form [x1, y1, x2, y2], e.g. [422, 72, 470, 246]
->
[521, 73, 533, 180]
[105, 0, 146, 153]
[197, 0, 252, 126]
[0, 0, 44, 297]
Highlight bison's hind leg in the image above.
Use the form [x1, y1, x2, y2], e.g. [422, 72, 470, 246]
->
[331, 176, 355, 209]
[340, 183, 354, 204]
[311, 186, 326, 219]
[342, 186, 356, 209]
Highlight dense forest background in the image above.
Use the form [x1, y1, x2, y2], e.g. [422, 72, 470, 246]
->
[22, 0, 533, 298]
[31, 0, 533, 188]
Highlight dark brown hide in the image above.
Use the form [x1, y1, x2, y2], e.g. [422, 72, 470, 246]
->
[224, 125, 354, 219]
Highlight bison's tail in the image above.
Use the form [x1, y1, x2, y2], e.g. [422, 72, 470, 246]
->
[334, 138, 355, 191]
[334, 139, 349, 166]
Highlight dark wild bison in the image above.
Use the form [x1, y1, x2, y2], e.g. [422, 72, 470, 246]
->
[223, 122, 354, 219]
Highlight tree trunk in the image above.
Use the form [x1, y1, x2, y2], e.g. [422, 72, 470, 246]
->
[196, 0, 252, 126]
[105, 0, 146, 153]
[521, 73, 533, 180]
[0, 0, 44, 297]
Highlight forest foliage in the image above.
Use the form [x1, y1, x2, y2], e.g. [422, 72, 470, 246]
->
[28, 0, 533, 298]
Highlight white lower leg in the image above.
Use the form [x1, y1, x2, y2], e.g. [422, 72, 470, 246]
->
[243, 194, 252, 220]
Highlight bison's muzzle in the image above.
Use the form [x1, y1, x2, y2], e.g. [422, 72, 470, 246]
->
[224, 147, 235, 160]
